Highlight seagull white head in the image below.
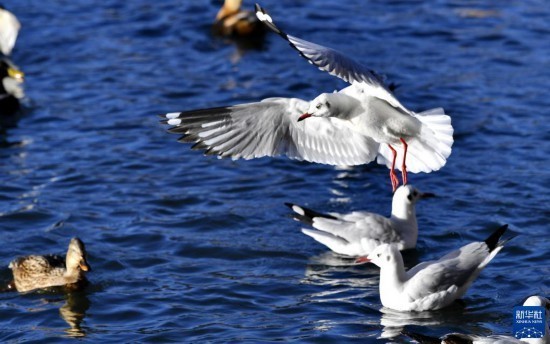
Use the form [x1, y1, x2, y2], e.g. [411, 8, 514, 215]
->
[299, 93, 333, 121]
[523, 296, 550, 307]
[389, 184, 434, 224]
[523, 295, 550, 318]
[393, 185, 435, 204]
[363, 243, 401, 268]
[522, 296, 550, 343]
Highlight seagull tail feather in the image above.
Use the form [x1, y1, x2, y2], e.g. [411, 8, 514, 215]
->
[285, 203, 337, 225]
[409, 107, 454, 173]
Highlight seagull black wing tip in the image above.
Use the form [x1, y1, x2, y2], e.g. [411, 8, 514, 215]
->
[254, 4, 339, 81]
[177, 135, 197, 143]
[484, 224, 508, 252]
[254, 3, 286, 38]
[191, 140, 209, 151]
[286, 203, 338, 225]
[284, 202, 295, 209]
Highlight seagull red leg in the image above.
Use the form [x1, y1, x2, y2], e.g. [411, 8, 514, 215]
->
[388, 144, 399, 192]
[400, 138, 408, 185]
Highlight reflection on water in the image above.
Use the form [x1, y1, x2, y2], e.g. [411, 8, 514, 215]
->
[213, 34, 266, 65]
[379, 307, 456, 339]
[0, 128, 24, 148]
[303, 252, 377, 286]
[39, 291, 91, 338]
[378, 302, 506, 340]
[302, 252, 377, 301]
[306, 251, 361, 268]
[299, 253, 381, 339]
[59, 292, 90, 338]
[0, 282, 91, 337]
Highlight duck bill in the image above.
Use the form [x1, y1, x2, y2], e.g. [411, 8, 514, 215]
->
[297, 113, 312, 122]
[355, 256, 371, 264]
[8, 67, 24, 82]
[80, 260, 91, 272]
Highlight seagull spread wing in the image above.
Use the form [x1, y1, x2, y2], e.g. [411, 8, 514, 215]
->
[255, 4, 406, 111]
[163, 97, 379, 166]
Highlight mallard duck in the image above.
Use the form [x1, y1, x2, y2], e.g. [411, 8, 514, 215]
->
[0, 5, 20, 56]
[8, 238, 91, 293]
[212, 0, 265, 37]
[0, 57, 24, 118]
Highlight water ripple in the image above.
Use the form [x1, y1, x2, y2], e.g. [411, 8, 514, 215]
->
[1, 0, 548, 342]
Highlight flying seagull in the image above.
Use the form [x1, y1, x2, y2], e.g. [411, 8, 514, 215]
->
[161, 4, 453, 191]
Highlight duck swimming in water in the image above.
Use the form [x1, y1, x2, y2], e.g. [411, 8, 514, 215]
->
[212, 0, 265, 38]
[8, 238, 91, 293]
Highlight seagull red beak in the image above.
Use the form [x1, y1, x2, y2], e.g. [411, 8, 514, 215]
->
[355, 256, 371, 264]
[298, 113, 312, 122]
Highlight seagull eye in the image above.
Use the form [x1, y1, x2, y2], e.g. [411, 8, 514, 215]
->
[377, 253, 381, 258]
[316, 103, 322, 109]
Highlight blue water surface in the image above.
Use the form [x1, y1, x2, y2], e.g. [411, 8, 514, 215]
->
[1, 0, 549, 342]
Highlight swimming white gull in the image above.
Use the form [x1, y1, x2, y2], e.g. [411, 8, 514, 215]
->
[286, 185, 434, 256]
[161, 4, 453, 191]
[360, 225, 511, 312]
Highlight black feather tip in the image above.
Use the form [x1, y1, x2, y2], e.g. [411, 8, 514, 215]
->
[285, 202, 337, 225]
[484, 224, 508, 252]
